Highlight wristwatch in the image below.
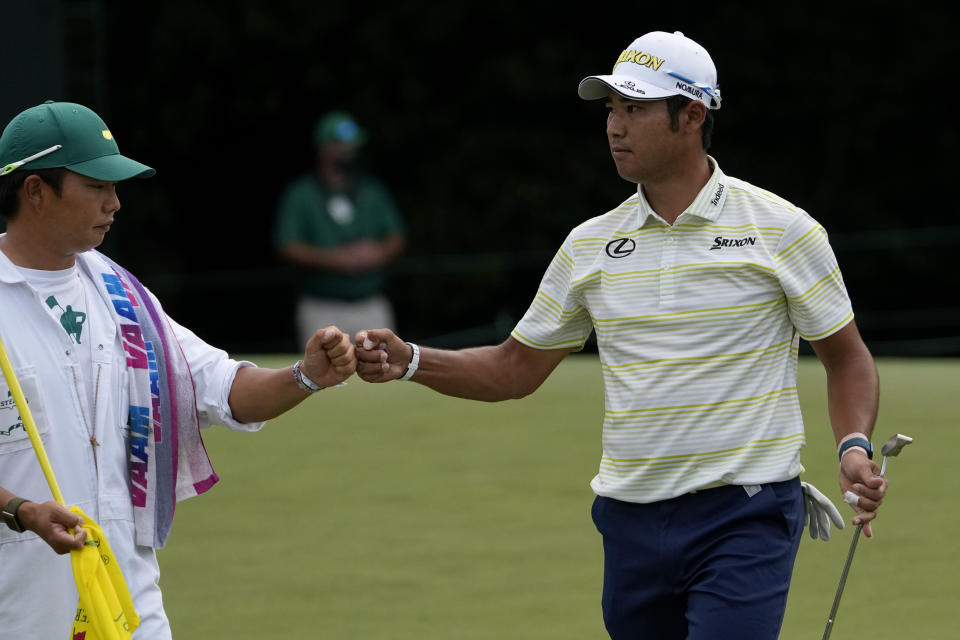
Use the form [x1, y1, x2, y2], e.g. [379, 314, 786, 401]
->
[837, 437, 873, 462]
[398, 342, 420, 381]
[2, 497, 31, 533]
[292, 360, 324, 393]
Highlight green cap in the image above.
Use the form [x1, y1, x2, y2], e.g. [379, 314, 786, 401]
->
[0, 101, 155, 180]
[313, 111, 366, 147]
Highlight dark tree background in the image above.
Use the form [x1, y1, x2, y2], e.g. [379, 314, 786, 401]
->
[4, 1, 958, 354]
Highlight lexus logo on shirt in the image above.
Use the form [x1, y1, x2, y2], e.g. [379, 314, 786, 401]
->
[605, 238, 636, 258]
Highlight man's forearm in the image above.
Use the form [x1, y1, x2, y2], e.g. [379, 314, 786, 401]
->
[357, 332, 569, 401]
[228, 365, 310, 424]
[810, 322, 879, 445]
[826, 351, 879, 443]
[379, 234, 405, 264]
[278, 243, 348, 270]
[409, 344, 535, 402]
[821, 343, 879, 444]
[279, 236, 404, 273]
[0, 486, 18, 510]
[228, 328, 356, 423]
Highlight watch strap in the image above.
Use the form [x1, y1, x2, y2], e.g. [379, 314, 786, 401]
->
[398, 343, 420, 381]
[293, 360, 323, 393]
[2, 497, 31, 533]
[838, 436, 873, 462]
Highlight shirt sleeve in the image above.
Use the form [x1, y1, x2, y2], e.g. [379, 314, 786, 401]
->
[165, 315, 266, 433]
[363, 178, 405, 238]
[775, 214, 854, 341]
[511, 234, 594, 350]
[272, 180, 308, 248]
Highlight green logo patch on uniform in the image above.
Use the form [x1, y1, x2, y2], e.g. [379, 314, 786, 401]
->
[46, 295, 86, 344]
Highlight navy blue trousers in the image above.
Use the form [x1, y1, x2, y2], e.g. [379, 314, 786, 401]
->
[591, 478, 803, 639]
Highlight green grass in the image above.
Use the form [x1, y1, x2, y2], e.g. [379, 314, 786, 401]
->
[158, 356, 953, 639]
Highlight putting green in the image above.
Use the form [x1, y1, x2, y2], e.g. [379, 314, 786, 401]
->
[159, 355, 951, 639]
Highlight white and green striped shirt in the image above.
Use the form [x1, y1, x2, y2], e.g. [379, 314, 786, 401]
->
[512, 159, 853, 502]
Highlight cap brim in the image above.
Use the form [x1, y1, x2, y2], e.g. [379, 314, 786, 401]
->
[578, 75, 679, 101]
[66, 153, 155, 180]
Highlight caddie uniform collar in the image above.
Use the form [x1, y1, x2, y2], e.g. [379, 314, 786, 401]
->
[0, 235, 26, 284]
[0, 236, 96, 285]
[635, 155, 729, 227]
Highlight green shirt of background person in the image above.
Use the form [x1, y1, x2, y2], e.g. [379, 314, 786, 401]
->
[273, 111, 406, 344]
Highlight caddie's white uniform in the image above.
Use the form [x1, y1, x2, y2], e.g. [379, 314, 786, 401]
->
[0, 244, 264, 640]
[512, 158, 853, 502]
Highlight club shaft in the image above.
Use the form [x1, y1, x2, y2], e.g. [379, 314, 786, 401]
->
[821, 524, 862, 640]
[822, 451, 893, 639]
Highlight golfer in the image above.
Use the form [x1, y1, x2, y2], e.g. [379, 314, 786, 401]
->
[0, 101, 356, 638]
[355, 31, 886, 639]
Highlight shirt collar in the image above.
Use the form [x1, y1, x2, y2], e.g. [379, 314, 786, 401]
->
[635, 156, 729, 226]
[0, 236, 96, 285]
[0, 236, 25, 284]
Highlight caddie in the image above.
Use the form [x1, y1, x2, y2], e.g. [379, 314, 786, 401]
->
[0, 101, 356, 639]
[353, 31, 885, 639]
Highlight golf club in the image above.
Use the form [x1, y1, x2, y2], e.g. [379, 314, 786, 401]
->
[821, 433, 913, 639]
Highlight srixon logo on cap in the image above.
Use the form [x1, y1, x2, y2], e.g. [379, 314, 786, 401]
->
[615, 49, 665, 71]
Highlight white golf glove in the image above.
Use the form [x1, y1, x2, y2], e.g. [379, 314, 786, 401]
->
[800, 480, 845, 541]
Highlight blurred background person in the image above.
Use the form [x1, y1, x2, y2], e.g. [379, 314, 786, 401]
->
[273, 111, 405, 345]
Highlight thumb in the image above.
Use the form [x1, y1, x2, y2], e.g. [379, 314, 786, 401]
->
[57, 508, 88, 547]
[60, 506, 84, 529]
[358, 329, 386, 351]
[843, 455, 879, 484]
[318, 327, 341, 348]
[857, 462, 884, 486]
[306, 327, 337, 352]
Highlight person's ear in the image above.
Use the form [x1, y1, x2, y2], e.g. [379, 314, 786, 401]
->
[21, 174, 46, 210]
[684, 101, 707, 132]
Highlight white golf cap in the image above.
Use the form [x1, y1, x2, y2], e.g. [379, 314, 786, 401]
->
[578, 31, 721, 110]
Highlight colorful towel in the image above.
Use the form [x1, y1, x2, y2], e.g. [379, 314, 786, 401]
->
[87, 251, 218, 548]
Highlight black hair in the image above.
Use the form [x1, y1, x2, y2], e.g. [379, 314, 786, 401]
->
[0, 168, 67, 221]
[664, 95, 714, 151]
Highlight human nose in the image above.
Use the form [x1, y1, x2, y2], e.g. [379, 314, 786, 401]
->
[606, 110, 625, 138]
[106, 185, 121, 214]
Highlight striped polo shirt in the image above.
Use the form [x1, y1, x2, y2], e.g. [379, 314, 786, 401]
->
[511, 159, 853, 502]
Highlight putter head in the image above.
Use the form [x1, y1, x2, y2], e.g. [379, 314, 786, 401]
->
[880, 433, 913, 457]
